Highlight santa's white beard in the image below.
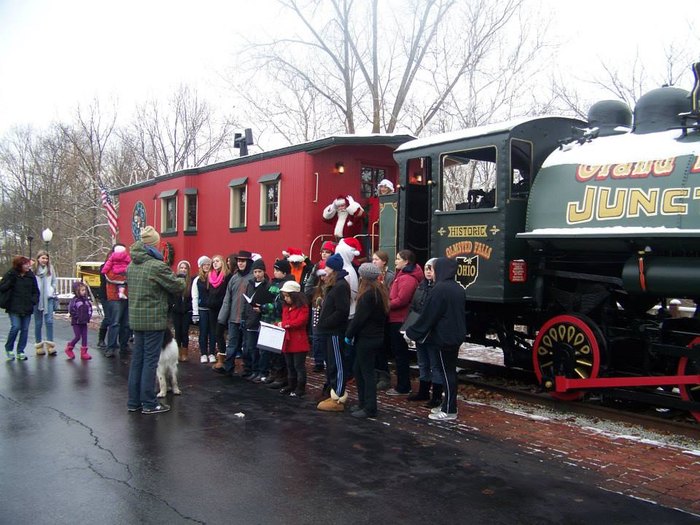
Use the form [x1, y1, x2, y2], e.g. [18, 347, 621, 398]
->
[334, 210, 350, 238]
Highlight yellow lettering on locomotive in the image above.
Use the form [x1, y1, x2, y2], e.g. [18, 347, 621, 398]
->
[576, 165, 599, 182]
[612, 163, 633, 178]
[567, 186, 596, 224]
[627, 188, 659, 217]
[661, 188, 689, 214]
[630, 160, 653, 178]
[447, 225, 487, 237]
[597, 187, 628, 220]
[445, 241, 473, 258]
[652, 157, 675, 176]
[594, 164, 612, 181]
[473, 242, 492, 259]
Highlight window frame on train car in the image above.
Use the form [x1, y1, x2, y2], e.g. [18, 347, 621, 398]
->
[159, 189, 178, 234]
[439, 146, 498, 212]
[183, 188, 198, 234]
[258, 172, 281, 230]
[360, 166, 388, 198]
[509, 139, 533, 200]
[229, 177, 248, 232]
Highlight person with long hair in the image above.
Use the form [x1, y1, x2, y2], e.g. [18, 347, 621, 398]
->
[1, 255, 39, 361]
[170, 260, 193, 362]
[191, 256, 214, 363]
[32, 250, 58, 355]
[207, 254, 230, 368]
[316, 253, 351, 412]
[218, 250, 254, 376]
[345, 263, 389, 418]
[371, 250, 395, 390]
[279, 280, 310, 397]
[387, 249, 423, 396]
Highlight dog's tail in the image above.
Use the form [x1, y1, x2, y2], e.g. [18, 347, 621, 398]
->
[163, 326, 174, 347]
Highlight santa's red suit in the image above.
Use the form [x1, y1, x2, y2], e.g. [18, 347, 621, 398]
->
[323, 195, 364, 240]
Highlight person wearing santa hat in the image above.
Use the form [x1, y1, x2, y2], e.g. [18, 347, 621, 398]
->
[282, 247, 312, 288]
[323, 195, 365, 241]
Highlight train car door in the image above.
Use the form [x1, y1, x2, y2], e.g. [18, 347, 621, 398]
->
[402, 156, 432, 266]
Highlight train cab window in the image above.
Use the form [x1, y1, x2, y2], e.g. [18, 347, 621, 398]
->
[441, 147, 496, 211]
[361, 166, 387, 197]
[407, 157, 428, 185]
[510, 139, 532, 199]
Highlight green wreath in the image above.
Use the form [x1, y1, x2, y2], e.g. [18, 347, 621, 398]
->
[160, 241, 174, 266]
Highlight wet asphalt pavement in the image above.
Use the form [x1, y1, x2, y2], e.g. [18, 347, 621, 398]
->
[0, 312, 697, 525]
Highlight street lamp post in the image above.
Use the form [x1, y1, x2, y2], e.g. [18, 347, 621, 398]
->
[41, 228, 53, 253]
[27, 235, 34, 258]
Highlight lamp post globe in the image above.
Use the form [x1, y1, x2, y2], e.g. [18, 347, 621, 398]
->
[41, 228, 53, 252]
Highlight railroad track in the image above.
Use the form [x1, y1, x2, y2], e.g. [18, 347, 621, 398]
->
[455, 356, 700, 440]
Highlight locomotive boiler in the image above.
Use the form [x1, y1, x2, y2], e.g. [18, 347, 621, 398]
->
[387, 63, 700, 421]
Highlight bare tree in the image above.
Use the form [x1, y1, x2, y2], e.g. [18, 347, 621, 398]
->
[120, 85, 238, 177]
[235, 0, 550, 144]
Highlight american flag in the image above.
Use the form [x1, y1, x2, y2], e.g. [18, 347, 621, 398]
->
[98, 179, 118, 240]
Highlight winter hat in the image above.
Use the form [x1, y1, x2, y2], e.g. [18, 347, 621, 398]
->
[325, 253, 344, 272]
[197, 255, 212, 267]
[340, 237, 362, 257]
[113, 245, 127, 254]
[358, 262, 381, 281]
[284, 247, 305, 263]
[377, 179, 394, 192]
[251, 258, 266, 272]
[425, 257, 438, 270]
[176, 260, 191, 271]
[280, 280, 301, 293]
[321, 240, 336, 253]
[233, 250, 253, 260]
[316, 260, 328, 276]
[140, 226, 160, 247]
[274, 259, 291, 274]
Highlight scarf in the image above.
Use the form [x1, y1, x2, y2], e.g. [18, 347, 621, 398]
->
[208, 268, 225, 288]
[36, 264, 55, 312]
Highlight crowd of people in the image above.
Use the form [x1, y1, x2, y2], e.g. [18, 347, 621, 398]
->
[1, 181, 467, 420]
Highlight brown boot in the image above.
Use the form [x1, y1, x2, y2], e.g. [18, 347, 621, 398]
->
[45, 341, 57, 356]
[317, 389, 347, 412]
[178, 345, 189, 362]
[35, 342, 46, 356]
[211, 352, 226, 370]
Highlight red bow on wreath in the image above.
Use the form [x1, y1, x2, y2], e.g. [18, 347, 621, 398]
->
[159, 241, 174, 266]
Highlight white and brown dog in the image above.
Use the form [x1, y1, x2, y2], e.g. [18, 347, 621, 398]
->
[157, 328, 181, 398]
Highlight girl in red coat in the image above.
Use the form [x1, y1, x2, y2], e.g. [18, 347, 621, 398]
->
[279, 280, 310, 397]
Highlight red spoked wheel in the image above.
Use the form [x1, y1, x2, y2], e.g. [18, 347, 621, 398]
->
[677, 336, 700, 423]
[533, 314, 604, 401]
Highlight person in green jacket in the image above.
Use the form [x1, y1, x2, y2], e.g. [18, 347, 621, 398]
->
[126, 226, 185, 415]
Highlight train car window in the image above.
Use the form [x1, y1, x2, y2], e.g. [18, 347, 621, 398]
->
[361, 166, 388, 197]
[260, 180, 280, 225]
[441, 147, 497, 211]
[510, 139, 532, 199]
[229, 184, 247, 229]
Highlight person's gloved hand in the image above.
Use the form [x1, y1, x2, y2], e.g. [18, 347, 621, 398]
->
[344, 337, 354, 346]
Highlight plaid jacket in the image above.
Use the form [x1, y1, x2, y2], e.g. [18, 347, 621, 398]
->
[126, 242, 185, 331]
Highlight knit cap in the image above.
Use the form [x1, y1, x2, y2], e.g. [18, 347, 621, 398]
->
[325, 253, 344, 272]
[425, 257, 438, 269]
[321, 241, 336, 253]
[197, 255, 212, 267]
[358, 262, 381, 281]
[252, 258, 266, 272]
[140, 226, 160, 247]
[274, 259, 291, 274]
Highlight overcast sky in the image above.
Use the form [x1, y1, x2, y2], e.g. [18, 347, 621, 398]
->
[0, 0, 697, 137]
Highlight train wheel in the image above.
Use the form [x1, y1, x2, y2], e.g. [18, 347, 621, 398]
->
[533, 314, 603, 401]
[677, 337, 700, 423]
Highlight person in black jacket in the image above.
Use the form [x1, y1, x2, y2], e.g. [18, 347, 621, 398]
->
[345, 263, 389, 418]
[170, 260, 193, 362]
[316, 253, 351, 412]
[1, 255, 40, 361]
[406, 257, 466, 421]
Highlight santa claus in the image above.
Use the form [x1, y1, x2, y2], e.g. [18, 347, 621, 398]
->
[323, 195, 364, 240]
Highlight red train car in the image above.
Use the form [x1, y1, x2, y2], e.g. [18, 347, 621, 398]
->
[113, 135, 413, 267]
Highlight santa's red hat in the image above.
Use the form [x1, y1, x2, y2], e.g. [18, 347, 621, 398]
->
[340, 237, 362, 257]
[283, 247, 305, 263]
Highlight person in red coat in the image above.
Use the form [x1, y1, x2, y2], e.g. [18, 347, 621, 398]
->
[279, 280, 310, 397]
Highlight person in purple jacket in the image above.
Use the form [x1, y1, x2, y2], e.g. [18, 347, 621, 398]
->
[65, 281, 93, 360]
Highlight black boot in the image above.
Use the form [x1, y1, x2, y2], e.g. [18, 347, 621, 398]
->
[97, 327, 107, 349]
[280, 378, 296, 395]
[407, 380, 431, 401]
[269, 370, 288, 389]
[424, 383, 443, 408]
[293, 381, 306, 397]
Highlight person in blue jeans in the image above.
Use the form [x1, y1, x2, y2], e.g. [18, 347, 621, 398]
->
[1, 256, 39, 361]
[126, 227, 185, 415]
[32, 250, 58, 355]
